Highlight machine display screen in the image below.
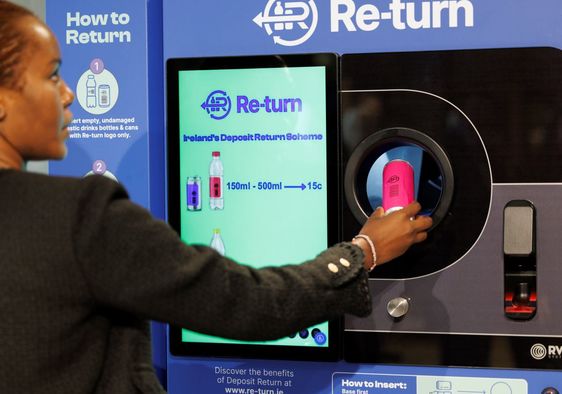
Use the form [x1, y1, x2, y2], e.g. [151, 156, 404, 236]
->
[166, 54, 339, 359]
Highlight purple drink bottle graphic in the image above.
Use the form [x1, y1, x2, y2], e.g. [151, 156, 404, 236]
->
[382, 159, 414, 214]
[186, 176, 201, 211]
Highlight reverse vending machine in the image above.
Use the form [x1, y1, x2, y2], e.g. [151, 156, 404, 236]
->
[166, 48, 562, 393]
[342, 47, 562, 371]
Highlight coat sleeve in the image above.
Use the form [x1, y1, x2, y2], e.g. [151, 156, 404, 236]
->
[73, 176, 372, 341]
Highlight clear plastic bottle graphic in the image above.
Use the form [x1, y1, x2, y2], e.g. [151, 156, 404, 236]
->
[210, 228, 225, 256]
[86, 75, 97, 108]
[209, 151, 224, 210]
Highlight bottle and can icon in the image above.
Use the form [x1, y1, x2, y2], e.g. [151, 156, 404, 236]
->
[86, 75, 97, 108]
[209, 151, 224, 210]
[186, 176, 202, 211]
[98, 84, 111, 108]
[382, 159, 414, 214]
[210, 228, 225, 256]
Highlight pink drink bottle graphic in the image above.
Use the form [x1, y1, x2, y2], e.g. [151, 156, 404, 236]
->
[382, 159, 414, 214]
[209, 151, 224, 210]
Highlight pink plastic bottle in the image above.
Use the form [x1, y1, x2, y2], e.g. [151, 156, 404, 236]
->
[209, 151, 224, 210]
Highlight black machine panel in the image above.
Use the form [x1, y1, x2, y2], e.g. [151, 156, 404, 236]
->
[341, 47, 562, 369]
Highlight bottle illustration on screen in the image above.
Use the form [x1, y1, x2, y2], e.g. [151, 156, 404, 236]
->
[86, 74, 97, 108]
[186, 176, 202, 211]
[98, 84, 111, 108]
[210, 228, 225, 256]
[209, 151, 224, 210]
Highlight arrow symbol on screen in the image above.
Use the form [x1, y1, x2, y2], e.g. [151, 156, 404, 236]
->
[284, 183, 306, 190]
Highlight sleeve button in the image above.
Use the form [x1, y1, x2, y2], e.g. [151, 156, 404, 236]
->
[339, 258, 351, 267]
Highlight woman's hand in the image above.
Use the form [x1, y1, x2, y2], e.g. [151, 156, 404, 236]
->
[352, 201, 433, 270]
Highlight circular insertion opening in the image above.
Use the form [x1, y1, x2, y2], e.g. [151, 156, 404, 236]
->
[345, 128, 453, 230]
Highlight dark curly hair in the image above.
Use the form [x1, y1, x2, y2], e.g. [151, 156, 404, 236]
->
[0, 0, 36, 89]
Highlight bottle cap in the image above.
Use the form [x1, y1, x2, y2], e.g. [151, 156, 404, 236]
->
[212, 151, 220, 157]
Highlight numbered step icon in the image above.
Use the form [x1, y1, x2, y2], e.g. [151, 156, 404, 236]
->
[76, 58, 119, 115]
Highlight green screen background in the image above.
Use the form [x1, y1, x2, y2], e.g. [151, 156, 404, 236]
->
[179, 66, 329, 347]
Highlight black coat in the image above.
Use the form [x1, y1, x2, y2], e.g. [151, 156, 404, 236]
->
[0, 170, 370, 393]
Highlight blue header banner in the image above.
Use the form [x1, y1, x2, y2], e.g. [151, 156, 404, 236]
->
[46, 0, 150, 208]
[163, 0, 561, 58]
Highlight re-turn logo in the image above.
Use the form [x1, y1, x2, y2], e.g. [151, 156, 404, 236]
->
[201, 90, 232, 120]
[201, 91, 303, 120]
[253, 0, 319, 47]
[254, 0, 474, 46]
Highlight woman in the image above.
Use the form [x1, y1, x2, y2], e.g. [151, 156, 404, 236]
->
[0, 1, 432, 393]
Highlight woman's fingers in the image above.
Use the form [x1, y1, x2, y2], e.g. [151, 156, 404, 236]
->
[373, 206, 385, 219]
[412, 215, 433, 231]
